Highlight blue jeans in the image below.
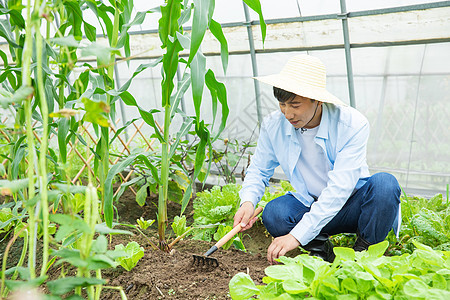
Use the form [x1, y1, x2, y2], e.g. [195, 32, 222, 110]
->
[261, 172, 401, 245]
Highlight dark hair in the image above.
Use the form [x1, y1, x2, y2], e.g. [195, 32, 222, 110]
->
[273, 86, 316, 103]
[273, 86, 296, 103]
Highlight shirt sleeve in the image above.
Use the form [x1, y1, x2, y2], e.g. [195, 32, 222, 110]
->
[289, 121, 370, 246]
[239, 121, 280, 208]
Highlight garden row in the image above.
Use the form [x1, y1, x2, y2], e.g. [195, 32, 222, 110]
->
[0, 0, 265, 299]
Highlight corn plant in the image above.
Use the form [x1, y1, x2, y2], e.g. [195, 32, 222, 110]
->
[117, 0, 266, 250]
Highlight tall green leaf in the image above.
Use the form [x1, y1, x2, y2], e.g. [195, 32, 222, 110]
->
[209, 19, 229, 74]
[188, 0, 210, 65]
[191, 51, 206, 119]
[104, 153, 139, 227]
[159, 0, 182, 48]
[205, 69, 229, 140]
[243, 0, 266, 42]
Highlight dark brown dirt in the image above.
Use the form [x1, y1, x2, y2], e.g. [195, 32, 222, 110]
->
[100, 187, 274, 299]
[101, 237, 270, 300]
[2, 186, 304, 299]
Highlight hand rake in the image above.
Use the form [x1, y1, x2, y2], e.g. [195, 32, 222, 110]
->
[192, 206, 263, 267]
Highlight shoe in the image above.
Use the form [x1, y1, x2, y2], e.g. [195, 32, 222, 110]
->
[353, 233, 372, 251]
[302, 234, 336, 263]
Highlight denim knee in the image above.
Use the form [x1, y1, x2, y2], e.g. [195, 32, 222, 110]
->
[262, 200, 288, 237]
[262, 195, 307, 237]
[367, 172, 401, 205]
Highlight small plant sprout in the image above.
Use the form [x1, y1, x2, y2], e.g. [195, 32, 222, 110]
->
[136, 217, 155, 230]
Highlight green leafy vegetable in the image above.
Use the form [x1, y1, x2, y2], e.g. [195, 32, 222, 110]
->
[114, 242, 145, 271]
[229, 241, 450, 299]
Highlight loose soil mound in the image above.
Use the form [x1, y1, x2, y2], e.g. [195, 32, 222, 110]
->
[102, 238, 270, 300]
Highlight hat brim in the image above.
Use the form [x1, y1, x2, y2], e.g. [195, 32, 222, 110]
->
[255, 74, 347, 106]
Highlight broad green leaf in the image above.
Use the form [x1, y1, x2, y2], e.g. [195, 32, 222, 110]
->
[0, 178, 29, 195]
[172, 215, 190, 237]
[91, 235, 108, 253]
[84, 22, 97, 42]
[368, 241, 389, 258]
[341, 277, 358, 293]
[115, 241, 144, 271]
[265, 264, 303, 281]
[159, 0, 182, 48]
[135, 154, 161, 185]
[334, 247, 355, 261]
[81, 43, 117, 66]
[214, 224, 234, 250]
[168, 180, 183, 203]
[402, 279, 430, 298]
[50, 214, 91, 242]
[0, 86, 33, 108]
[47, 277, 106, 295]
[0, 7, 25, 29]
[136, 183, 149, 206]
[188, 0, 210, 65]
[58, 118, 70, 164]
[229, 272, 259, 300]
[64, 1, 84, 39]
[282, 280, 308, 294]
[209, 19, 228, 73]
[5, 276, 47, 291]
[0, 19, 19, 47]
[243, 0, 266, 42]
[49, 35, 80, 47]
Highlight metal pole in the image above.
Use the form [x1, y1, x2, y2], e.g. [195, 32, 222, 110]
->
[339, 0, 356, 108]
[243, 3, 263, 127]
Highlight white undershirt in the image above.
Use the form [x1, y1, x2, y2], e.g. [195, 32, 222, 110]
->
[296, 126, 330, 198]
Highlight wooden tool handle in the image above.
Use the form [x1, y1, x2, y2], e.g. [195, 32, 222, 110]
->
[215, 206, 263, 249]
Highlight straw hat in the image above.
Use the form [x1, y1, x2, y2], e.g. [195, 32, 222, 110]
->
[255, 54, 346, 106]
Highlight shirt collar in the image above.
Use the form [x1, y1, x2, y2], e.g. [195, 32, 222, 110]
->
[316, 103, 329, 140]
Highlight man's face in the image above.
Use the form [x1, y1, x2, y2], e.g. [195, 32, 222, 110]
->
[279, 95, 321, 129]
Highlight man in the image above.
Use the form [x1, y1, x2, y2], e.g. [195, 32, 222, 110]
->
[234, 54, 401, 264]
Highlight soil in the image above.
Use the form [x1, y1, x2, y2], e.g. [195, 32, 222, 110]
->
[100, 188, 277, 300]
[1, 186, 304, 299]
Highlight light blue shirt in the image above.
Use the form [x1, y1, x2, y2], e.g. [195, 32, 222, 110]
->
[239, 103, 371, 246]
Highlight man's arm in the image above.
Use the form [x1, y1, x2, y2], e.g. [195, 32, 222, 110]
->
[235, 120, 280, 230]
[238, 120, 280, 208]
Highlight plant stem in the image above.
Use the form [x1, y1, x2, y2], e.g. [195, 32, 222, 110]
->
[158, 104, 171, 250]
[94, 269, 102, 300]
[23, 0, 37, 280]
[34, 0, 50, 277]
[102, 286, 128, 300]
[99, 2, 120, 214]
[1, 225, 28, 298]
[11, 230, 28, 281]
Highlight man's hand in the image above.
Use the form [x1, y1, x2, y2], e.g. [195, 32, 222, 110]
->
[267, 234, 300, 264]
[233, 202, 257, 232]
